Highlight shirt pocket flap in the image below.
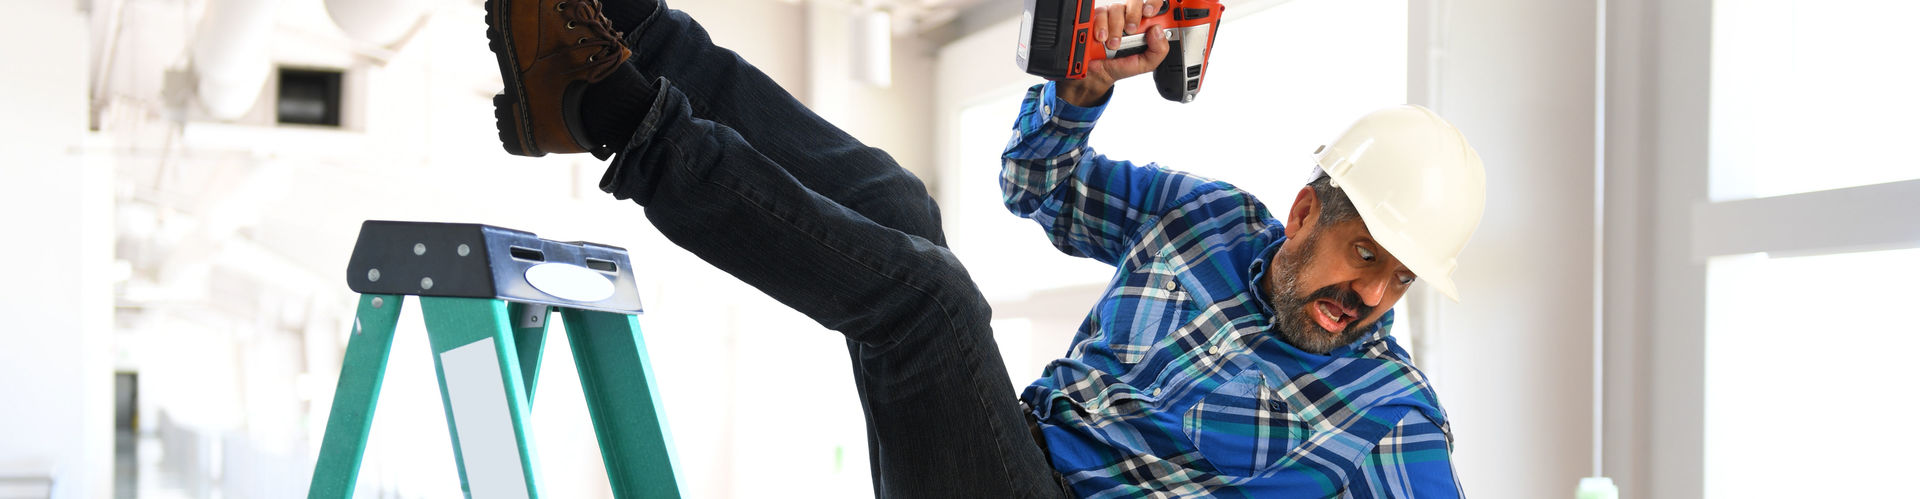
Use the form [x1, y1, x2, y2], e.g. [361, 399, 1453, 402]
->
[1098, 263, 1197, 365]
[1181, 370, 1312, 476]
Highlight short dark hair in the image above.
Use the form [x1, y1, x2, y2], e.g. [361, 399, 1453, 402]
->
[1308, 173, 1361, 227]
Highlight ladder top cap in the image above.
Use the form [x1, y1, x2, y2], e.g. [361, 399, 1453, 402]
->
[345, 220, 644, 314]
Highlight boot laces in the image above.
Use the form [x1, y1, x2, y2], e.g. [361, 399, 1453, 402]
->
[557, 0, 625, 81]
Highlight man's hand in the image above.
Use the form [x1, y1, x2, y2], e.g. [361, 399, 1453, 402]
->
[1057, 0, 1172, 108]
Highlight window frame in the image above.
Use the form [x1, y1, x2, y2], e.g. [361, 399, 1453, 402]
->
[1624, 0, 1920, 496]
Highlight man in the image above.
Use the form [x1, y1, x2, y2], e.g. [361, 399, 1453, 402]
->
[485, 0, 1482, 496]
[1004, 0, 1484, 495]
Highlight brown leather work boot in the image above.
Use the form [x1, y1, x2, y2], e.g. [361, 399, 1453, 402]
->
[488, 0, 632, 157]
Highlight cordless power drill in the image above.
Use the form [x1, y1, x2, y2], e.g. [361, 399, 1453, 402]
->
[1015, 0, 1225, 103]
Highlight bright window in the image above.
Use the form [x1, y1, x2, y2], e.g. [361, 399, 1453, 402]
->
[1699, 2, 1920, 494]
[1709, 0, 1920, 201]
[953, 92, 1111, 301]
[1702, 248, 1920, 499]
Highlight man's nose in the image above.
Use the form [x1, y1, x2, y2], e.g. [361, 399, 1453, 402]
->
[1352, 275, 1388, 308]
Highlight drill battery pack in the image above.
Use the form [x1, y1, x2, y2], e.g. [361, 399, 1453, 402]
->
[1014, 0, 1224, 102]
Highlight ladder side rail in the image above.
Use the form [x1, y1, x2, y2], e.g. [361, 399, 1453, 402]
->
[559, 308, 684, 498]
[307, 294, 406, 499]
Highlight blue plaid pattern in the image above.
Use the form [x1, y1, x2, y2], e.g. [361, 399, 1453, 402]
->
[1004, 83, 1463, 498]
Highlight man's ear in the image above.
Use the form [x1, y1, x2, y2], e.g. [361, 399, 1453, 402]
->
[1287, 186, 1318, 236]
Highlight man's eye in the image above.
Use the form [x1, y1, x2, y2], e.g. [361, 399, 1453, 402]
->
[1356, 246, 1375, 262]
[1398, 275, 1416, 286]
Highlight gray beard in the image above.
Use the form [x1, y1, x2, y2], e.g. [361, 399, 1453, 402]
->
[1266, 232, 1371, 354]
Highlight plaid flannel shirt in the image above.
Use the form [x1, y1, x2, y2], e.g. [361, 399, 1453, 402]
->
[1005, 83, 1463, 498]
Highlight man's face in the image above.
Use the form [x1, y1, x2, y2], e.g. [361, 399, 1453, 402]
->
[1266, 193, 1417, 354]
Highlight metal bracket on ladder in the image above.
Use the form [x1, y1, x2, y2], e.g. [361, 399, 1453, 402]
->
[309, 220, 681, 499]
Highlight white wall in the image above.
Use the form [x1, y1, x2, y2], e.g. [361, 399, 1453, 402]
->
[0, 3, 115, 499]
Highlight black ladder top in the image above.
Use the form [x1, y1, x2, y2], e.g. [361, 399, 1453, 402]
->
[345, 220, 644, 314]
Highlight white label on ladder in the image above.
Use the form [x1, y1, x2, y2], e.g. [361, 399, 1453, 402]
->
[441, 337, 532, 499]
[525, 263, 617, 303]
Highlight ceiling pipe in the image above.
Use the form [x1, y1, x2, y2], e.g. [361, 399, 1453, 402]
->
[89, 0, 128, 130]
[850, 6, 893, 87]
[191, 0, 283, 120]
[323, 0, 436, 47]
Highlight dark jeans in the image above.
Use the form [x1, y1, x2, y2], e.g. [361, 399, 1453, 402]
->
[597, 3, 1067, 497]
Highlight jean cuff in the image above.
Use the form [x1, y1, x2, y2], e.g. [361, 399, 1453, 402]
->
[598, 75, 678, 201]
[621, 0, 668, 52]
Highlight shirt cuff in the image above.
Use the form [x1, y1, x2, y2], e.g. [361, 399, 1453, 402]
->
[1041, 81, 1110, 124]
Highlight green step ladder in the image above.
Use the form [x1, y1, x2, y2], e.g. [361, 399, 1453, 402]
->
[308, 221, 681, 499]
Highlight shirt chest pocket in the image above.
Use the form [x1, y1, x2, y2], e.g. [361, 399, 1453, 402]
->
[1181, 370, 1313, 476]
[1099, 264, 1198, 365]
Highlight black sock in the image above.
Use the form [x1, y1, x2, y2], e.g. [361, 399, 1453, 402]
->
[580, 62, 656, 151]
[599, 0, 658, 34]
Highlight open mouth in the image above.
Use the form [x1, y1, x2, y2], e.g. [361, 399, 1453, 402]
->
[1310, 298, 1356, 333]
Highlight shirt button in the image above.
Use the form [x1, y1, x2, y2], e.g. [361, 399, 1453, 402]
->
[1164, 281, 1178, 291]
[1207, 345, 1220, 356]
[1041, 104, 1051, 116]
[1150, 387, 1162, 397]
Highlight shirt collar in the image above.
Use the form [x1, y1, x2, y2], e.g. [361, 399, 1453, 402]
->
[1247, 236, 1287, 320]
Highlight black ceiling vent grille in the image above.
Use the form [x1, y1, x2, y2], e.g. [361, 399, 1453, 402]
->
[277, 68, 343, 127]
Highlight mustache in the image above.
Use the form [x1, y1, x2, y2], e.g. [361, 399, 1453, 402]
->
[1302, 284, 1373, 332]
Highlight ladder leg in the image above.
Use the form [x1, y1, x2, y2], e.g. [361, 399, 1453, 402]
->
[558, 308, 682, 499]
[507, 302, 552, 404]
[308, 294, 405, 499]
[421, 297, 543, 499]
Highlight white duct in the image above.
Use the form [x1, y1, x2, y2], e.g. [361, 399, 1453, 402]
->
[849, 7, 891, 88]
[324, 0, 435, 47]
[192, 0, 282, 120]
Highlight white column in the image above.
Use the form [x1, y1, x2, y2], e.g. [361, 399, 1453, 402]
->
[1409, 0, 1600, 496]
[0, 3, 116, 499]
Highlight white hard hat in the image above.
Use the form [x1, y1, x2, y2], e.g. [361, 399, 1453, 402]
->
[1310, 105, 1486, 302]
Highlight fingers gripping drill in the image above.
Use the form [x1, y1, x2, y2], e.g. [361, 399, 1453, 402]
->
[1015, 0, 1225, 103]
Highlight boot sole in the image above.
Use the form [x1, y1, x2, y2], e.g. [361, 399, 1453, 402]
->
[487, 0, 540, 157]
